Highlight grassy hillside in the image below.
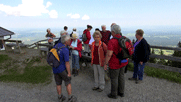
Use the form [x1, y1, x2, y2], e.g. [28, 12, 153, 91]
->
[0, 54, 52, 84]
[127, 63, 181, 84]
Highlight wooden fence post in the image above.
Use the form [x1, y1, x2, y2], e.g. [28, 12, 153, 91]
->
[178, 41, 181, 48]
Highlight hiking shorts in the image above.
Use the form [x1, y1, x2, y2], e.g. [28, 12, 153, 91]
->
[54, 70, 71, 86]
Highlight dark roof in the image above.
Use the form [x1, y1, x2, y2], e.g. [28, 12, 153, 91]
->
[0, 26, 15, 37]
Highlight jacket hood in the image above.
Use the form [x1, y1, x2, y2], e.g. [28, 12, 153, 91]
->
[83, 29, 88, 34]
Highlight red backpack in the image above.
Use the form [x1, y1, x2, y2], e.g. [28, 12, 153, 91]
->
[113, 36, 134, 59]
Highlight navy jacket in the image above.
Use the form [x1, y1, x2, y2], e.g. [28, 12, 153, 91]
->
[133, 38, 150, 63]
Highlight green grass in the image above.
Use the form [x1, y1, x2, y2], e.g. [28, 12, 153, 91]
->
[0, 65, 52, 84]
[0, 54, 10, 63]
[127, 63, 181, 84]
[0, 54, 52, 84]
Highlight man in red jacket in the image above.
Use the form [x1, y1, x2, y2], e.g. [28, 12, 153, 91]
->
[100, 25, 111, 45]
[83, 25, 92, 56]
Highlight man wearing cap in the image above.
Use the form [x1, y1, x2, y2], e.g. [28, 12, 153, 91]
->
[83, 25, 92, 55]
[70, 28, 78, 37]
[104, 25, 128, 99]
[64, 26, 68, 31]
[69, 33, 82, 76]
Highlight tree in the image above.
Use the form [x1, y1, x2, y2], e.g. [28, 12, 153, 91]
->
[171, 50, 181, 68]
[170, 42, 181, 68]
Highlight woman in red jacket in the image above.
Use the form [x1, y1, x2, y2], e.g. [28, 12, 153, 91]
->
[83, 25, 92, 56]
[91, 31, 107, 92]
[70, 33, 82, 77]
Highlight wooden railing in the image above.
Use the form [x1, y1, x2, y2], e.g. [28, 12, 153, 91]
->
[27, 38, 59, 48]
[35, 42, 181, 62]
[33, 38, 181, 72]
[150, 45, 181, 62]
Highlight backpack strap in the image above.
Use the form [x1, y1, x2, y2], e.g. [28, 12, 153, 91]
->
[113, 37, 119, 40]
[55, 45, 66, 65]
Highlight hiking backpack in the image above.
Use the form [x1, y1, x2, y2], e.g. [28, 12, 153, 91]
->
[113, 36, 134, 60]
[47, 45, 65, 68]
[82, 33, 87, 42]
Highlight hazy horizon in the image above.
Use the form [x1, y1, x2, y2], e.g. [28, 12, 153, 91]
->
[3, 27, 181, 47]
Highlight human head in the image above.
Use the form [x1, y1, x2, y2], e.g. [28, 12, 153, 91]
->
[111, 25, 121, 36]
[87, 25, 92, 31]
[101, 25, 106, 32]
[71, 33, 78, 40]
[64, 26, 68, 31]
[95, 28, 100, 32]
[47, 28, 51, 32]
[73, 28, 76, 31]
[60, 30, 68, 36]
[93, 31, 102, 43]
[135, 29, 144, 39]
[111, 23, 116, 27]
[61, 35, 71, 46]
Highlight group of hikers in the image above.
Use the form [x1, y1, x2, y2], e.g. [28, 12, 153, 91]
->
[45, 23, 150, 102]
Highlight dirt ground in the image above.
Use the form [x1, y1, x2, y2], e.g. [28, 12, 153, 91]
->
[0, 49, 181, 102]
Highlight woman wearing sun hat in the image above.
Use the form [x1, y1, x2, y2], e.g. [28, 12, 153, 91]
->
[70, 33, 82, 77]
[45, 28, 56, 51]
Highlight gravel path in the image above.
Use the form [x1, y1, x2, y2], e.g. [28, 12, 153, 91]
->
[0, 65, 181, 102]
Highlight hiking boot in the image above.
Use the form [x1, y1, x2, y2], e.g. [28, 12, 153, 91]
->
[92, 87, 99, 91]
[135, 80, 143, 84]
[118, 92, 124, 97]
[58, 95, 66, 102]
[97, 88, 103, 92]
[68, 95, 77, 102]
[74, 70, 78, 77]
[128, 77, 137, 81]
[107, 93, 117, 99]
[77, 69, 79, 75]
[72, 69, 75, 75]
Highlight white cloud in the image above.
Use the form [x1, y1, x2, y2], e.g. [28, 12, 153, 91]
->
[82, 15, 90, 20]
[67, 13, 72, 16]
[67, 13, 80, 19]
[46, 2, 52, 8]
[0, 0, 58, 18]
[49, 10, 58, 18]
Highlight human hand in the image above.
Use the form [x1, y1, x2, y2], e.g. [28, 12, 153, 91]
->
[69, 46, 74, 50]
[67, 73, 71, 77]
[104, 65, 107, 70]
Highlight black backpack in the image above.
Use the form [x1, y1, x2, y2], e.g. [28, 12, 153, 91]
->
[113, 36, 134, 60]
[82, 33, 87, 42]
[47, 45, 65, 68]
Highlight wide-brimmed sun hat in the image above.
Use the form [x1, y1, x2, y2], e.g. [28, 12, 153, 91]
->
[71, 33, 78, 39]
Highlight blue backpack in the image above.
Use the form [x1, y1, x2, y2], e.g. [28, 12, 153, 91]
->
[47, 44, 65, 68]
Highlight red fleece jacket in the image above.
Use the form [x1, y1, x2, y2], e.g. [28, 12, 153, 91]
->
[83, 29, 91, 44]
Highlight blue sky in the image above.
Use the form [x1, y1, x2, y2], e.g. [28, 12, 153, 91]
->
[0, 0, 181, 29]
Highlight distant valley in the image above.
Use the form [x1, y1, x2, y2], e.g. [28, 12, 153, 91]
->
[6, 27, 181, 47]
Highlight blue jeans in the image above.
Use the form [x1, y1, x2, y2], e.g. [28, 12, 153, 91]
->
[133, 62, 145, 80]
[72, 54, 80, 70]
